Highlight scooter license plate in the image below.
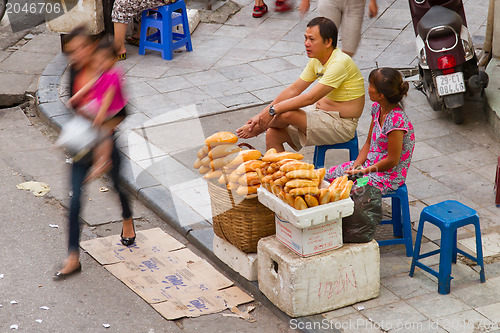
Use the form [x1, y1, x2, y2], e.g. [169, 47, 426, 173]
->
[436, 72, 466, 97]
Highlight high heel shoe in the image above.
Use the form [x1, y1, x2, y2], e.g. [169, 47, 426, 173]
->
[120, 219, 136, 246]
[53, 263, 82, 281]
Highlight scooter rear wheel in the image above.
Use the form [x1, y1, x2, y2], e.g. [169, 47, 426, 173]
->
[450, 107, 464, 125]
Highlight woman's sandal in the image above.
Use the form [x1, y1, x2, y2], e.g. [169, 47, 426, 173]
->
[53, 263, 82, 281]
[125, 36, 140, 47]
[116, 53, 127, 61]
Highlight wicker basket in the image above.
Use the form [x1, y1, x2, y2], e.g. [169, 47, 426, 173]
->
[207, 180, 276, 253]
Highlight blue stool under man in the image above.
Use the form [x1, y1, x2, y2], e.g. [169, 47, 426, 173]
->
[313, 132, 359, 169]
[409, 200, 486, 294]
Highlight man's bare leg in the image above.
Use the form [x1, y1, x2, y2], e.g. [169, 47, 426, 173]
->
[266, 127, 294, 152]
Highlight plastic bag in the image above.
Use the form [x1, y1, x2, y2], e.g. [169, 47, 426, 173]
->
[342, 185, 382, 243]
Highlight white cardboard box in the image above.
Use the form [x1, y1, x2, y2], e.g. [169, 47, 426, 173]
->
[213, 235, 258, 281]
[257, 187, 354, 229]
[258, 236, 380, 317]
[258, 187, 353, 256]
[275, 214, 342, 257]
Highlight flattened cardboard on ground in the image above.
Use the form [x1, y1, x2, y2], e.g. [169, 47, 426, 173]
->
[81, 227, 185, 264]
[105, 256, 234, 304]
[82, 228, 253, 319]
[152, 286, 255, 320]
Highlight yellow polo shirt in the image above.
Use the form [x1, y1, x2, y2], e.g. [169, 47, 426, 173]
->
[300, 48, 365, 102]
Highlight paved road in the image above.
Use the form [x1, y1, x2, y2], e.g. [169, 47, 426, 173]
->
[0, 104, 294, 332]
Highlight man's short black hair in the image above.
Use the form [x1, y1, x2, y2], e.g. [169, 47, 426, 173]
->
[307, 17, 338, 48]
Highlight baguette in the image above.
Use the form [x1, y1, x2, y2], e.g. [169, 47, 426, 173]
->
[198, 165, 211, 175]
[314, 168, 326, 186]
[340, 180, 353, 200]
[271, 171, 285, 180]
[225, 150, 262, 167]
[201, 155, 212, 167]
[280, 161, 314, 173]
[318, 189, 331, 205]
[208, 144, 241, 159]
[286, 169, 316, 180]
[276, 158, 298, 167]
[285, 179, 318, 188]
[218, 174, 229, 185]
[330, 187, 342, 202]
[227, 182, 240, 191]
[289, 186, 320, 196]
[237, 185, 259, 196]
[304, 194, 319, 207]
[197, 145, 209, 159]
[193, 158, 202, 169]
[294, 196, 308, 210]
[210, 156, 231, 170]
[273, 176, 290, 187]
[261, 175, 273, 184]
[235, 160, 265, 175]
[264, 148, 277, 157]
[284, 193, 295, 207]
[262, 151, 304, 162]
[203, 170, 223, 180]
[238, 172, 261, 186]
[205, 131, 238, 147]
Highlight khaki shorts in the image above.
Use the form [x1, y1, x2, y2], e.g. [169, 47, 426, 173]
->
[318, 0, 366, 55]
[286, 105, 358, 151]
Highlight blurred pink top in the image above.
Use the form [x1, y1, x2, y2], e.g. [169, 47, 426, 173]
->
[81, 67, 127, 119]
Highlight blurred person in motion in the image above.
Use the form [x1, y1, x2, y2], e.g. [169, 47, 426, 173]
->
[53, 26, 135, 281]
[326, 67, 415, 195]
[68, 36, 127, 182]
[298, 0, 378, 57]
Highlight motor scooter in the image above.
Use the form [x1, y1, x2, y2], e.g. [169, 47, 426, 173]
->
[409, 0, 489, 124]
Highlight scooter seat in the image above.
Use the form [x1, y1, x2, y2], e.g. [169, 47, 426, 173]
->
[417, 6, 462, 39]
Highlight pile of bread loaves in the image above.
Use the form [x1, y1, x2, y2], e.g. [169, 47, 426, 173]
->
[193, 131, 353, 208]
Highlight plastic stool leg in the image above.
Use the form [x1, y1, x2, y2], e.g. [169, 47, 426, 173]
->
[162, 9, 174, 60]
[313, 146, 326, 169]
[474, 222, 486, 283]
[400, 190, 413, 257]
[409, 218, 425, 277]
[438, 229, 454, 294]
[348, 136, 359, 161]
[452, 230, 458, 263]
[392, 196, 403, 237]
[180, 4, 193, 51]
[138, 11, 149, 55]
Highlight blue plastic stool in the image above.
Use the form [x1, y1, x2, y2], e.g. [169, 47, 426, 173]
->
[409, 200, 486, 294]
[313, 132, 359, 169]
[138, 0, 193, 60]
[377, 184, 413, 257]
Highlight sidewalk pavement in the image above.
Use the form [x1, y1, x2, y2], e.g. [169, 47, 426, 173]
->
[23, 0, 500, 331]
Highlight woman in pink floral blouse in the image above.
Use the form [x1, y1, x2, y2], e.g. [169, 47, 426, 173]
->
[326, 67, 415, 194]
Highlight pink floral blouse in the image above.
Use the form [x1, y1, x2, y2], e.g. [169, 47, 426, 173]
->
[326, 102, 415, 194]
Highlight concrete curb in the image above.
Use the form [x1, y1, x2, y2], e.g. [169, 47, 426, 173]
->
[35, 53, 307, 330]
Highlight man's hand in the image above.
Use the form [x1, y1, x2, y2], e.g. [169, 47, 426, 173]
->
[258, 112, 273, 131]
[368, 0, 378, 18]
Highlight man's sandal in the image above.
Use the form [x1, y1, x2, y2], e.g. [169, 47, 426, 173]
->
[125, 36, 140, 47]
[116, 53, 127, 61]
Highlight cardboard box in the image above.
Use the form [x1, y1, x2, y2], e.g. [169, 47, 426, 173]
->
[257, 187, 354, 229]
[258, 236, 380, 317]
[81, 228, 254, 319]
[275, 214, 342, 257]
[258, 187, 353, 256]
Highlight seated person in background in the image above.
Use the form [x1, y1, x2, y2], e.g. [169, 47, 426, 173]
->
[237, 17, 365, 152]
[326, 67, 415, 195]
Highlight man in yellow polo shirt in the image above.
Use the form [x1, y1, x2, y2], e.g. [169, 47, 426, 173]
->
[236, 17, 365, 152]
